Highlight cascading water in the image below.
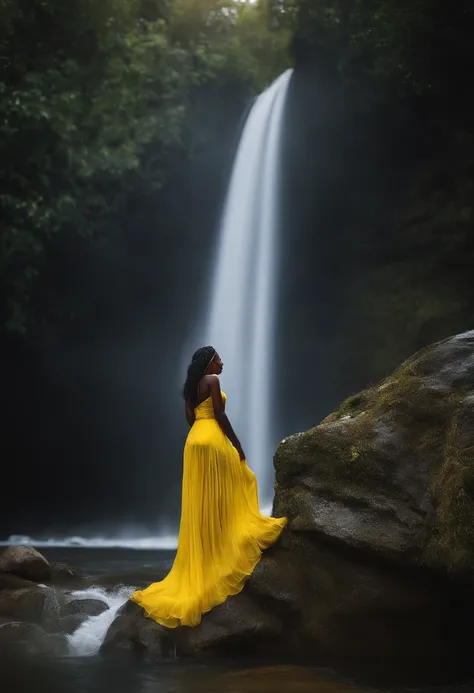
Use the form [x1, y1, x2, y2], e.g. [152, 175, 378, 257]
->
[205, 69, 293, 504]
[67, 586, 133, 656]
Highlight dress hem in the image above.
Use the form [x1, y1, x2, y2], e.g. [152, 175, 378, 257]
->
[130, 517, 287, 629]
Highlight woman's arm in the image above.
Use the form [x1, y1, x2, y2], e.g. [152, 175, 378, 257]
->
[185, 401, 195, 428]
[208, 375, 245, 460]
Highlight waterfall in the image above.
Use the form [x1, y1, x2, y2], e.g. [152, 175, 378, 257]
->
[205, 69, 293, 504]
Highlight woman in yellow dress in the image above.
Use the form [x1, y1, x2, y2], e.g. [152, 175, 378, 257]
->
[130, 346, 287, 628]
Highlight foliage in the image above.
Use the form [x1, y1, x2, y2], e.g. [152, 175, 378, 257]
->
[2, 0, 472, 342]
[274, 1, 474, 109]
[0, 0, 290, 335]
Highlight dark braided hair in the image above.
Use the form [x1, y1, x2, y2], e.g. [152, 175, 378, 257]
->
[182, 346, 216, 408]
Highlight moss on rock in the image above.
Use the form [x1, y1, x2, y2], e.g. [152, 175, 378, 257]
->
[274, 330, 474, 576]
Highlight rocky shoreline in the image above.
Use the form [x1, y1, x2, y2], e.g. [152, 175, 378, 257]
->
[0, 545, 156, 656]
[3, 331, 474, 683]
[0, 545, 92, 655]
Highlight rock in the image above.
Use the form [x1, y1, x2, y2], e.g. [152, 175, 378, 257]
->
[104, 542, 471, 681]
[274, 329, 474, 576]
[101, 601, 175, 657]
[60, 614, 83, 635]
[39, 585, 65, 631]
[44, 614, 84, 635]
[0, 575, 47, 624]
[48, 563, 87, 590]
[0, 546, 50, 583]
[101, 591, 282, 659]
[175, 591, 282, 657]
[0, 620, 67, 656]
[61, 598, 107, 620]
[0, 572, 67, 629]
[102, 331, 474, 683]
[0, 572, 37, 591]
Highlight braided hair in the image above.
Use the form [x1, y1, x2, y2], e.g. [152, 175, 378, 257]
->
[182, 346, 216, 408]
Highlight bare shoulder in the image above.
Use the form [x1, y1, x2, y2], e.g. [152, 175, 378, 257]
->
[205, 374, 220, 387]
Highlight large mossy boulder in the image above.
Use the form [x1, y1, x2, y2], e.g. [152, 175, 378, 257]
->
[274, 329, 474, 576]
[103, 331, 474, 683]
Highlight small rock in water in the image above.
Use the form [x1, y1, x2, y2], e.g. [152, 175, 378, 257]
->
[61, 598, 108, 620]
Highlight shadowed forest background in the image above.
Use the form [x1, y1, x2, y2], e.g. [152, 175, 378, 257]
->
[1, 0, 474, 536]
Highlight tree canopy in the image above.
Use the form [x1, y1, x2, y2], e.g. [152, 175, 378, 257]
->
[0, 0, 291, 335]
[1, 0, 472, 337]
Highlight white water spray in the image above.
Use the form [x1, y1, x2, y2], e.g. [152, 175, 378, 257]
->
[67, 586, 132, 656]
[1, 534, 177, 550]
[205, 70, 292, 503]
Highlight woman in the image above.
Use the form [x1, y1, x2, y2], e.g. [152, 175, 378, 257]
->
[130, 346, 287, 628]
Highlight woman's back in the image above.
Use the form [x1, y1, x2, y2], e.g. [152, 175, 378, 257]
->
[194, 390, 226, 420]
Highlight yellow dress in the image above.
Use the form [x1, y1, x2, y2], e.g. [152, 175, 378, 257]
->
[130, 391, 287, 628]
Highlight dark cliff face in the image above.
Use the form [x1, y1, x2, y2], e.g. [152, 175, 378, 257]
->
[276, 12, 474, 427]
[279, 63, 474, 392]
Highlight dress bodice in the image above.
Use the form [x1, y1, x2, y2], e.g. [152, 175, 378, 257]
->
[194, 391, 226, 420]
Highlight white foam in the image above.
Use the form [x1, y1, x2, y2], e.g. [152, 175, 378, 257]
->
[0, 534, 178, 550]
[67, 586, 132, 656]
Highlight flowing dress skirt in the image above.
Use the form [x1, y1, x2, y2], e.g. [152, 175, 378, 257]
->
[131, 395, 287, 627]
